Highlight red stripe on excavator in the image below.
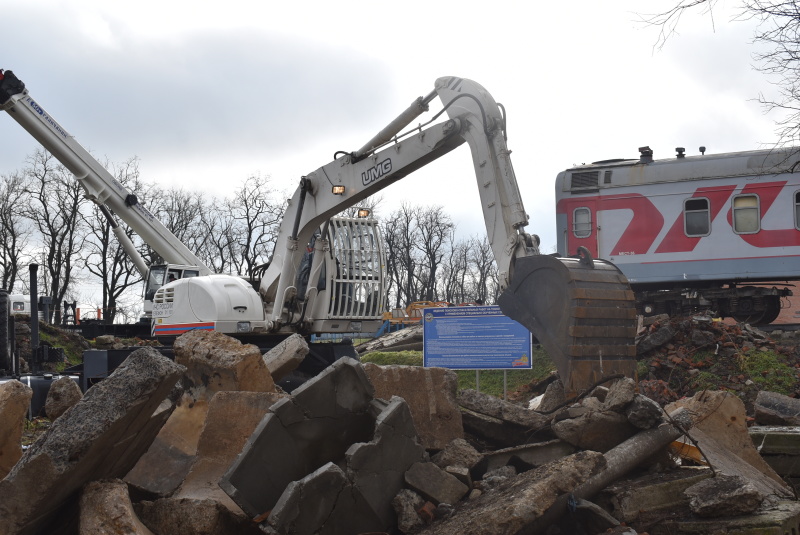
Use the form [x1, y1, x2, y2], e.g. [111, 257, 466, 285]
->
[153, 322, 215, 335]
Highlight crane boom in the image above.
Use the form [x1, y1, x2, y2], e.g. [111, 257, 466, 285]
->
[0, 70, 211, 275]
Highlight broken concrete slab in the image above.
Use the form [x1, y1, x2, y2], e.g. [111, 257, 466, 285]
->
[404, 462, 470, 506]
[472, 439, 576, 479]
[538, 378, 567, 412]
[460, 407, 538, 448]
[221, 357, 377, 520]
[603, 377, 637, 412]
[431, 438, 483, 471]
[637, 322, 677, 354]
[750, 426, 800, 455]
[223, 359, 427, 534]
[625, 393, 663, 429]
[458, 388, 550, 429]
[685, 474, 763, 518]
[363, 362, 463, 450]
[392, 489, 426, 534]
[356, 323, 422, 353]
[0, 379, 32, 479]
[552, 408, 638, 452]
[596, 467, 712, 524]
[458, 388, 553, 447]
[173, 330, 276, 393]
[80, 479, 155, 535]
[533, 407, 695, 532]
[136, 497, 263, 535]
[345, 396, 427, 528]
[416, 451, 606, 535]
[755, 390, 800, 426]
[757, 454, 800, 477]
[563, 497, 621, 534]
[445, 465, 472, 488]
[262, 333, 308, 382]
[666, 390, 794, 498]
[265, 462, 384, 535]
[0, 347, 185, 535]
[126, 331, 278, 498]
[44, 375, 82, 421]
[176, 390, 285, 510]
[649, 500, 800, 535]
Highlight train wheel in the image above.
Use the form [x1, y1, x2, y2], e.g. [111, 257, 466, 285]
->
[731, 297, 764, 324]
[731, 296, 781, 325]
[759, 296, 781, 325]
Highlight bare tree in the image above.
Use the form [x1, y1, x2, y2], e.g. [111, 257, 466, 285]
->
[200, 201, 236, 275]
[0, 172, 31, 292]
[227, 174, 285, 278]
[439, 236, 470, 304]
[469, 234, 498, 305]
[414, 205, 454, 302]
[384, 204, 421, 307]
[643, 0, 800, 145]
[81, 157, 145, 324]
[640, 0, 722, 50]
[21, 149, 88, 323]
[146, 186, 209, 265]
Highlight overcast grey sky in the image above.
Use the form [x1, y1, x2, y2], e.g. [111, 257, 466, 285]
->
[0, 0, 780, 254]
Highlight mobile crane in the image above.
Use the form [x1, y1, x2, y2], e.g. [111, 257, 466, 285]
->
[0, 70, 636, 395]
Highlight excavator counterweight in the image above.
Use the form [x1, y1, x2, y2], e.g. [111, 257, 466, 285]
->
[498, 248, 638, 396]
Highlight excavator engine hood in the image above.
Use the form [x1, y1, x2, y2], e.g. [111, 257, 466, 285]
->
[498, 250, 637, 397]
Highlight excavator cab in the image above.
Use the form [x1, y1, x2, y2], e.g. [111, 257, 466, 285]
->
[498, 247, 638, 397]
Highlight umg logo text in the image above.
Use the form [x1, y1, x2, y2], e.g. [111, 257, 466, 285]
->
[361, 158, 392, 186]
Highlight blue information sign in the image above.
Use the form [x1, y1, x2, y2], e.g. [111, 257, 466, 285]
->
[422, 305, 532, 370]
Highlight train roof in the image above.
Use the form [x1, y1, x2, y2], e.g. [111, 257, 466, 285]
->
[559, 147, 800, 190]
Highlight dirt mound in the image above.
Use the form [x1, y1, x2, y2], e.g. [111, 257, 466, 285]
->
[634, 315, 800, 416]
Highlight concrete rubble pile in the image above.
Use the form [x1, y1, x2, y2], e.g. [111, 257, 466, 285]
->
[0, 329, 799, 534]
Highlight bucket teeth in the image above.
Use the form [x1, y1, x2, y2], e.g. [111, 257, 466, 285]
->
[498, 255, 637, 396]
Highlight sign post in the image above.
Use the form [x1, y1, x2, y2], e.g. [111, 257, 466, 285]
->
[422, 305, 532, 397]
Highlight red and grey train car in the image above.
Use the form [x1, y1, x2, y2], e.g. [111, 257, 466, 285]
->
[555, 146, 800, 324]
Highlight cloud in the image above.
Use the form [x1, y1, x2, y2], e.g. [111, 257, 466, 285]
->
[0, 8, 393, 190]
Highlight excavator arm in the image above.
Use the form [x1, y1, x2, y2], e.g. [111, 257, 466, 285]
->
[262, 78, 530, 306]
[262, 76, 637, 395]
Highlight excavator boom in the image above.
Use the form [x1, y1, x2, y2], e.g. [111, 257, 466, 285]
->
[261, 76, 638, 395]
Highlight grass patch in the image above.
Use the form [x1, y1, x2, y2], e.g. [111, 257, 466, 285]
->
[38, 325, 86, 367]
[688, 370, 724, 392]
[360, 346, 555, 399]
[737, 349, 797, 395]
[361, 351, 423, 366]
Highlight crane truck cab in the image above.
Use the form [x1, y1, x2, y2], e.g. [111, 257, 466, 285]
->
[143, 264, 202, 318]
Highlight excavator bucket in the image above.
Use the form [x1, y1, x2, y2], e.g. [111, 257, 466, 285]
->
[498, 249, 637, 397]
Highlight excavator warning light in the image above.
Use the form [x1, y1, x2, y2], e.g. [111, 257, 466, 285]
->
[332, 185, 345, 195]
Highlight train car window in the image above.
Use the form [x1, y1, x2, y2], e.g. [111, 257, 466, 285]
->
[684, 198, 710, 237]
[603, 170, 612, 184]
[795, 191, 800, 230]
[573, 207, 592, 238]
[732, 194, 760, 234]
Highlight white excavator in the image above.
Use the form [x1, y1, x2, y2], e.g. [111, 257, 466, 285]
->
[0, 69, 637, 395]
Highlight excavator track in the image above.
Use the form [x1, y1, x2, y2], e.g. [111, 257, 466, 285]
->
[498, 248, 637, 396]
